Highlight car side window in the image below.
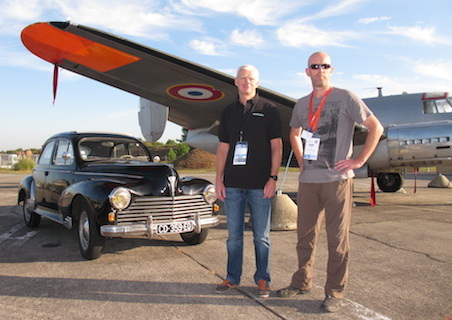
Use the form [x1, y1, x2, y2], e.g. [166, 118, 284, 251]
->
[54, 139, 74, 166]
[38, 140, 56, 166]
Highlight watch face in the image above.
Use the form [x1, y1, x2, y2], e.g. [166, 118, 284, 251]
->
[270, 175, 278, 181]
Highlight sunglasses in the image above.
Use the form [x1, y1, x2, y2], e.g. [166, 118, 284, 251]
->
[309, 64, 331, 70]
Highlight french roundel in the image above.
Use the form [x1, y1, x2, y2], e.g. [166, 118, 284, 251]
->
[166, 84, 224, 102]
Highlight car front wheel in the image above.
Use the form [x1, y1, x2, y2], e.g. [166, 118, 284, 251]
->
[180, 229, 208, 245]
[77, 200, 105, 260]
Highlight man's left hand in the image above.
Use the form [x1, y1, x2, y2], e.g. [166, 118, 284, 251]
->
[263, 178, 277, 198]
[334, 158, 364, 174]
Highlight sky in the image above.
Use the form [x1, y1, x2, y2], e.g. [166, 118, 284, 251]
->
[1, 0, 451, 151]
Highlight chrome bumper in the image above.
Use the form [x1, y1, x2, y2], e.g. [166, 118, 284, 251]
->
[100, 215, 220, 238]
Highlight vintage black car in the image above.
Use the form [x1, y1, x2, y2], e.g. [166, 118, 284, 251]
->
[18, 132, 220, 259]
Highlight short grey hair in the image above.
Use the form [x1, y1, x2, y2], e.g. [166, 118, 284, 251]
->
[236, 64, 259, 80]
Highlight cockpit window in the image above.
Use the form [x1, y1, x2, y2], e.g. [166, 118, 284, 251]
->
[79, 138, 150, 162]
[423, 93, 452, 114]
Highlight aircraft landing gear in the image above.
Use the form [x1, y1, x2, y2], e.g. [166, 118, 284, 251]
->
[377, 172, 404, 192]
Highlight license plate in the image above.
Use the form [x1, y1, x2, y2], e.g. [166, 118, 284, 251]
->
[156, 221, 195, 234]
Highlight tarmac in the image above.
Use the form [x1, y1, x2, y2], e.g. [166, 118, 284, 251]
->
[0, 171, 451, 320]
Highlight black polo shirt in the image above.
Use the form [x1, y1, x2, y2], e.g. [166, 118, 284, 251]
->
[219, 94, 282, 189]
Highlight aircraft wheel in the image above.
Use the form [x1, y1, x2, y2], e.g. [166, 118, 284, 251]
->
[377, 172, 404, 192]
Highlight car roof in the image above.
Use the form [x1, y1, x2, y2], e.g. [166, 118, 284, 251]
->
[48, 131, 140, 141]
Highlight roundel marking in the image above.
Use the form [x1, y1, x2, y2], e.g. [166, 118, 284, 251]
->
[166, 84, 224, 102]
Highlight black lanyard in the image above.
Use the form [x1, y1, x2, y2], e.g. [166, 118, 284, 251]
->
[239, 99, 257, 142]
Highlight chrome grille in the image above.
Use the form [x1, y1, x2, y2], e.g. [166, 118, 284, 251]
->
[117, 195, 212, 225]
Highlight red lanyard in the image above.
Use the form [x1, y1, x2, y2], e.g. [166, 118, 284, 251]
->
[308, 87, 333, 132]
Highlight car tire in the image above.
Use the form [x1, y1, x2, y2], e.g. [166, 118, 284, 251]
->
[22, 182, 41, 228]
[76, 199, 105, 260]
[180, 229, 208, 245]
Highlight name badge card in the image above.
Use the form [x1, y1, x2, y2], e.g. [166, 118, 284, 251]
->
[303, 137, 320, 160]
[301, 129, 313, 140]
[233, 141, 248, 165]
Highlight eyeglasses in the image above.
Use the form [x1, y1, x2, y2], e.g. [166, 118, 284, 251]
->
[309, 64, 331, 70]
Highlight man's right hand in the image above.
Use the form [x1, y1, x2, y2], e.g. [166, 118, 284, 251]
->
[216, 181, 227, 202]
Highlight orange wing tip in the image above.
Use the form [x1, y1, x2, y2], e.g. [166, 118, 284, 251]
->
[21, 22, 141, 72]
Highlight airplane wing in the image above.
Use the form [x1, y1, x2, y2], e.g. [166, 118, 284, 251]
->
[21, 21, 296, 140]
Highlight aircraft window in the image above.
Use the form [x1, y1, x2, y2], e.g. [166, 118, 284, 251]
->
[423, 97, 452, 114]
[54, 139, 74, 166]
[38, 140, 56, 165]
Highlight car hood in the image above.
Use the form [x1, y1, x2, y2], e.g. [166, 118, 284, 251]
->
[80, 162, 179, 196]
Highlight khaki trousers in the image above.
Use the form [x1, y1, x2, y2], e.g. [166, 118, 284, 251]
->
[290, 179, 353, 298]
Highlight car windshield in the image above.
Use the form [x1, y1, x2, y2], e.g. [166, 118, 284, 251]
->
[79, 137, 150, 162]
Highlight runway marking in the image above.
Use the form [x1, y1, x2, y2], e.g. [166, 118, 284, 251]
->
[0, 223, 40, 246]
[309, 284, 394, 320]
[344, 298, 394, 320]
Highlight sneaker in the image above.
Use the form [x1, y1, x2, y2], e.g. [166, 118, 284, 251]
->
[276, 286, 310, 297]
[257, 280, 270, 298]
[215, 280, 237, 293]
[320, 294, 342, 313]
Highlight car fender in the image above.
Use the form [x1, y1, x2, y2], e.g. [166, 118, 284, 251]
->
[180, 177, 213, 195]
[59, 179, 126, 219]
[17, 175, 34, 204]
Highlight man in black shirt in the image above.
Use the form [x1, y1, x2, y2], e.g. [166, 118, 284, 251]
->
[215, 65, 282, 298]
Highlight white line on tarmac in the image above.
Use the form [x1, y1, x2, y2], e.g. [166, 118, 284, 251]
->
[343, 298, 394, 320]
[0, 223, 23, 244]
[0, 223, 40, 246]
[310, 284, 394, 320]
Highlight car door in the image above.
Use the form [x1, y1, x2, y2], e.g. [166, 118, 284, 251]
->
[45, 138, 75, 212]
[33, 139, 56, 208]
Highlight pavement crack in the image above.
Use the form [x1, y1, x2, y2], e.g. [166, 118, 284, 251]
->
[350, 231, 447, 263]
[174, 245, 288, 320]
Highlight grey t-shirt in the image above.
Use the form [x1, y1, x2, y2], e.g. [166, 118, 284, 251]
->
[289, 87, 373, 183]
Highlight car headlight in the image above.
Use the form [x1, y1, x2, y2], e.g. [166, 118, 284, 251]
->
[202, 184, 217, 204]
[109, 187, 131, 210]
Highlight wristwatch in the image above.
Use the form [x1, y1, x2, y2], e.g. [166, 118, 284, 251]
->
[269, 175, 278, 181]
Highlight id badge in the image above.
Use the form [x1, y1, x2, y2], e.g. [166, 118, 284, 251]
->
[301, 129, 313, 140]
[233, 141, 248, 165]
[303, 137, 320, 160]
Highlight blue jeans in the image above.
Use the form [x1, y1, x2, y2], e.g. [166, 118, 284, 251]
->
[224, 188, 272, 285]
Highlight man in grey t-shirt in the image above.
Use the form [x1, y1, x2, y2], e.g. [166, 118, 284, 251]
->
[276, 52, 383, 313]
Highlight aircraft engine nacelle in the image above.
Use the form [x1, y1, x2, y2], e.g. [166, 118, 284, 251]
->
[185, 127, 219, 154]
[354, 139, 392, 176]
[354, 119, 452, 176]
[383, 120, 452, 170]
[138, 98, 168, 142]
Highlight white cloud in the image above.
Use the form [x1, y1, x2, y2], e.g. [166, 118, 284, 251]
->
[0, 0, 43, 21]
[230, 29, 264, 48]
[411, 59, 452, 83]
[0, 45, 48, 70]
[0, 0, 203, 39]
[350, 58, 452, 97]
[301, 0, 367, 22]
[0, 0, 45, 35]
[358, 16, 392, 24]
[53, 0, 202, 39]
[277, 23, 358, 48]
[386, 25, 451, 45]
[189, 39, 222, 55]
[172, 0, 305, 25]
